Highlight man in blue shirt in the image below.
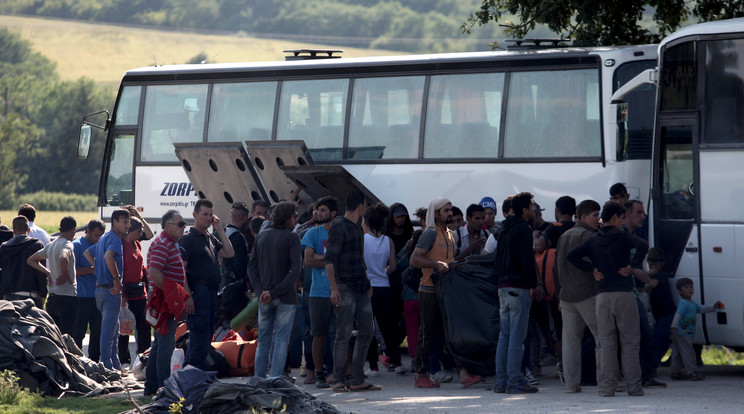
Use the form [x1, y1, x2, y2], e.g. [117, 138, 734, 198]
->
[301, 196, 337, 388]
[85, 209, 130, 371]
[72, 219, 105, 361]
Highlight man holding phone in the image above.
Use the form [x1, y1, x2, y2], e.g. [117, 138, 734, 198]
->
[178, 199, 234, 370]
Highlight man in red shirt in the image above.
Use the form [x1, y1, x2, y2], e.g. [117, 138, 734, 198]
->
[144, 210, 191, 396]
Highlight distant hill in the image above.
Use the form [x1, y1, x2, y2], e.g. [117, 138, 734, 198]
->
[0, 0, 502, 53]
[0, 15, 407, 88]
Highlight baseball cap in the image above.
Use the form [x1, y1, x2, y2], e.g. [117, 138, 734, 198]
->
[479, 197, 497, 212]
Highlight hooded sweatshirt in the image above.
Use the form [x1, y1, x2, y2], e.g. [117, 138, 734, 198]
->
[566, 226, 648, 294]
[495, 215, 538, 289]
[0, 235, 47, 297]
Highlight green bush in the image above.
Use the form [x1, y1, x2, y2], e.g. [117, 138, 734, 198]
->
[11, 191, 97, 211]
[0, 370, 26, 405]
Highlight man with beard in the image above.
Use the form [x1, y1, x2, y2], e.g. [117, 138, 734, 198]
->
[410, 197, 482, 388]
[300, 196, 338, 387]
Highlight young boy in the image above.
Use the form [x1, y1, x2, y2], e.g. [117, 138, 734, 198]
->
[644, 247, 677, 371]
[670, 277, 723, 380]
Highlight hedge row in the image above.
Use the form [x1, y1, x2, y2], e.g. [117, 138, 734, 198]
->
[4, 191, 97, 211]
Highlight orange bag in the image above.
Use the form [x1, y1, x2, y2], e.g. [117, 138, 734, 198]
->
[210, 340, 257, 376]
[535, 248, 558, 301]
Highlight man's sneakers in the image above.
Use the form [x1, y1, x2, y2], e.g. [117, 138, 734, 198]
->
[524, 368, 540, 386]
[414, 375, 440, 388]
[393, 365, 409, 375]
[315, 372, 330, 389]
[494, 381, 507, 393]
[506, 378, 539, 394]
[364, 367, 380, 377]
[642, 378, 667, 388]
[430, 370, 453, 383]
[461, 374, 484, 388]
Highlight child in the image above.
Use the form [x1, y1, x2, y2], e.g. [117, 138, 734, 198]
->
[644, 247, 677, 371]
[670, 277, 723, 380]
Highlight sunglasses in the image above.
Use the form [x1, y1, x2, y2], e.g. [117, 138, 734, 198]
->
[168, 221, 186, 228]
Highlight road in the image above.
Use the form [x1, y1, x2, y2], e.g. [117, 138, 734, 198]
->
[113, 337, 744, 413]
[230, 357, 744, 413]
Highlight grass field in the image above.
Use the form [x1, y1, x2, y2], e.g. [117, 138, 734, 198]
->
[0, 15, 403, 88]
[0, 210, 98, 235]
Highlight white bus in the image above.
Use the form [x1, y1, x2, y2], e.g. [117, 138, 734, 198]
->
[79, 45, 656, 241]
[618, 18, 744, 350]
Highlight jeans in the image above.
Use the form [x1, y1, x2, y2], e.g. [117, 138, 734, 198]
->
[301, 291, 315, 372]
[650, 313, 674, 368]
[333, 283, 374, 386]
[144, 318, 178, 395]
[74, 297, 102, 361]
[185, 283, 218, 370]
[254, 298, 297, 378]
[495, 287, 531, 385]
[96, 286, 122, 370]
[561, 296, 601, 390]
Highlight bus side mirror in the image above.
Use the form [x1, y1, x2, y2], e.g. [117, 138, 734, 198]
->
[78, 125, 92, 160]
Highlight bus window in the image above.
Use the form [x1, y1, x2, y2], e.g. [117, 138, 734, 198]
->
[503, 69, 600, 158]
[141, 84, 208, 162]
[614, 60, 656, 160]
[105, 134, 134, 206]
[349, 76, 424, 160]
[115, 86, 141, 125]
[704, 39, 744, 143]
[208, 82, 277, 142]
[659, 125, 695, 220]
[276, 79, 347, 160]
[660, 42, 697, 111]
[424, 73, 504, 159]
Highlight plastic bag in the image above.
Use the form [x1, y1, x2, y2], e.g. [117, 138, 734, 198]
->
[132, 352, 147, 381]
[171, 348, 184, 373]
[437, 259, 500, 377]
[119, 305, 135, 336]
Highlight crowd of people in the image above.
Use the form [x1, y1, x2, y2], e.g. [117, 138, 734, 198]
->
[0, 182, 723, 398]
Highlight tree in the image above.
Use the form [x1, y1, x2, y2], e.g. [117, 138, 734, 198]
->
[463, 0, 744, 47]
[0, 114, 42, 208]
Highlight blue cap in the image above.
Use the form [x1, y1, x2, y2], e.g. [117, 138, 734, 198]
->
[479, 197, 497, 212]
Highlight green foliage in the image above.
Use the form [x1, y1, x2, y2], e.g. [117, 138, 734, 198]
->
[186, 52, 209, 64]
[0, 27, 114, 203]
[0, 370, 26, 405]
[9, 191, 98, 211]
[463, 0, 744, 47]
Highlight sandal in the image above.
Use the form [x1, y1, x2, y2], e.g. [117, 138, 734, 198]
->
[350, 382, 381, 391]
[303, 376, 316, 384]
[332, 383, 350, 392]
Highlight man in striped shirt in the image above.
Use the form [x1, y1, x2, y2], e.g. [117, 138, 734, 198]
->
[144, 210, 191, 396]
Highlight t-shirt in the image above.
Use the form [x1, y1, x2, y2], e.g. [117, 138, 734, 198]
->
[38, 237, 76, 296]
[675, 298, 702, 337]
[73, 236, 96, 298]
[364, 234, 390, 287]
[148, 231, 185, 284]
[122, 240, 147, 299]
[302, 225, 330, 297]
[179, 228, 223, 291]
[416, 227, 455, 287]
[89, 230, 124, 286]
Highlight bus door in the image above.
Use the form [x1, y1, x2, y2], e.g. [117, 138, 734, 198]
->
[652, 119, 705, 340]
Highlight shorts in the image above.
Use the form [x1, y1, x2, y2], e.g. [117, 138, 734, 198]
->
[308, 296, 334, 337]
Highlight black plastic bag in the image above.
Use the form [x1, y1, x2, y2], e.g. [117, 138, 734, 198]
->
[436, 258, 500, 377]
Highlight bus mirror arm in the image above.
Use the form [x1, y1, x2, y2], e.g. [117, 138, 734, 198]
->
[82, 110, 111, 131]
[610, 68, 658, 104]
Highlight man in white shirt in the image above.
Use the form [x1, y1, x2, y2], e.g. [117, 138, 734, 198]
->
[27, 216, 77, 336]
[18, 203, 51, 246]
